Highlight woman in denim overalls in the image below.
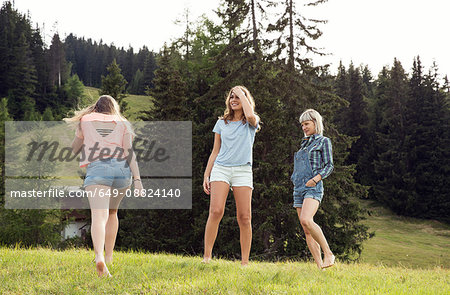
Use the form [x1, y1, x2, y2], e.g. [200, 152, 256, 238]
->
[292, 109, 335, 269]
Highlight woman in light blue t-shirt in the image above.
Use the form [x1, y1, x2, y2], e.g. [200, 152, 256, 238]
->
[202, 86, 260, 266]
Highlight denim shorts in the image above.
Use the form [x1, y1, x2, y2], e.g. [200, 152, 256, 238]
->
[293, 185, 323, 208]
[83, 158, 132, 189]
[210, 163, 253, 189]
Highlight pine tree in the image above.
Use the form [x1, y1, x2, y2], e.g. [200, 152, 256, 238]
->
[0, 2, 43, 120]
[42, 107, 54, 121]
[266, 0, 327, 70]
[373, 59, 413, 214]
[369, 57, 450, 222]
[7, 32, 38, 120]
[335, 63, 369, 184]
[123, 47, 135, 83]
[47, 33, 69, 88]
[142, 52, 157, 93]
[357, 66, 378, 187]
[405, 59, 450, 221]
[147, 46, 189, 120]
[63, 74, 86, 108]
[99, 58, 128, 111]
[127, 69, 144, 95]
[29, 26, 48, 112]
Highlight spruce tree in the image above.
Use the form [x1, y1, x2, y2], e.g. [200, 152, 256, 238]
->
[335, 63, 369, 184]
[147, 46, 189, 120]
[142, 53, 157, 93]
[63, 74, 86, 108]
[47, 33, 69, 88]
[373, 59, 413, 214]
[7, 32, 38, 120]
[406, 58, 450, 221]
[127, 69, 144, 95]
[99, 58, 128, 111]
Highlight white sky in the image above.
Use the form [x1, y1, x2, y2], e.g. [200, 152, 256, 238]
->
[9, 0, 450, 78]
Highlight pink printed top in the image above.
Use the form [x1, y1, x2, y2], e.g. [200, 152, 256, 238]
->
[75, 112, 133, 167]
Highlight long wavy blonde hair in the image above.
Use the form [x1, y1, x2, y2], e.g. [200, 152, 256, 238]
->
[221, 86, 260, 130]
[64, 95, 133, 134]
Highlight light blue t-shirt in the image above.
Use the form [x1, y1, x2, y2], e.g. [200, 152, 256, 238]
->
[213, 118, 258, 166]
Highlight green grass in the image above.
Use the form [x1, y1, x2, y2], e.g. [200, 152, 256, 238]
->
[0, 248, 448, 294]
[123, 93, 154, 121]
[83, 86, 100, 103]
[358, 199, 450, 269]
[83, 87, 154, 120]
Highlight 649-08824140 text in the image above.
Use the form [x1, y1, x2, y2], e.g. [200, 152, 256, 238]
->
[8, 188, 182, 198]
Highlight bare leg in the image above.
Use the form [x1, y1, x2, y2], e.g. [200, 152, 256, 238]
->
[203, 181, 230, 262]
[86, 184, 112, 277]
[296, 207, 322, 269]
[104, 185, 129, 264]
[233, 186, 252, 266]
[300, 198, 335, 268]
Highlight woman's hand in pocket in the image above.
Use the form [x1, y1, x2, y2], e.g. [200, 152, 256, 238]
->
[305, 179, 316, 187]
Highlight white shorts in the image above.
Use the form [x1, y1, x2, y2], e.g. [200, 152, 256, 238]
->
[210, 163, 253, 189]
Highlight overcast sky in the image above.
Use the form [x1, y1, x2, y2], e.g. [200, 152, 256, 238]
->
[9, 0, 450, 78]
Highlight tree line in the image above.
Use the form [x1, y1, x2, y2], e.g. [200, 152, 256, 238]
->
[334, 60, 450, 222]
[0, 0, 449, 262]
[0, 1, 157, 121]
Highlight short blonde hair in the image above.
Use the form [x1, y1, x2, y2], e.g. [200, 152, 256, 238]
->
[299, 109, 324, 135]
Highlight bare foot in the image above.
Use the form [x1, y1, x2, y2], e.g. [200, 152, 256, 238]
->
[96, 260, 112, 277]
[241, 261, 249, 266]
[201, 257, 211, 264]
[322, 254, 336, 269]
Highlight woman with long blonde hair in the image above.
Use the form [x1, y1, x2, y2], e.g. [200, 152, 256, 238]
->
[64, 95, 143, 277]
[202, 86, 260, 266]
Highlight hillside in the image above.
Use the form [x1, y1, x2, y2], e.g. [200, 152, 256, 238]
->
[358, 199, 450, 269]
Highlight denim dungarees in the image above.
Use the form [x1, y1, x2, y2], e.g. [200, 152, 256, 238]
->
[291, 140, 324, 207]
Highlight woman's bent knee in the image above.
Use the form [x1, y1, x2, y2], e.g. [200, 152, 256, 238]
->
[300, 218, 313, 229]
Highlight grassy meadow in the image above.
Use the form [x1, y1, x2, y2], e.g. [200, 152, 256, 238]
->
[0, 248, 448, 294]
[358, 199, 450, 269]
